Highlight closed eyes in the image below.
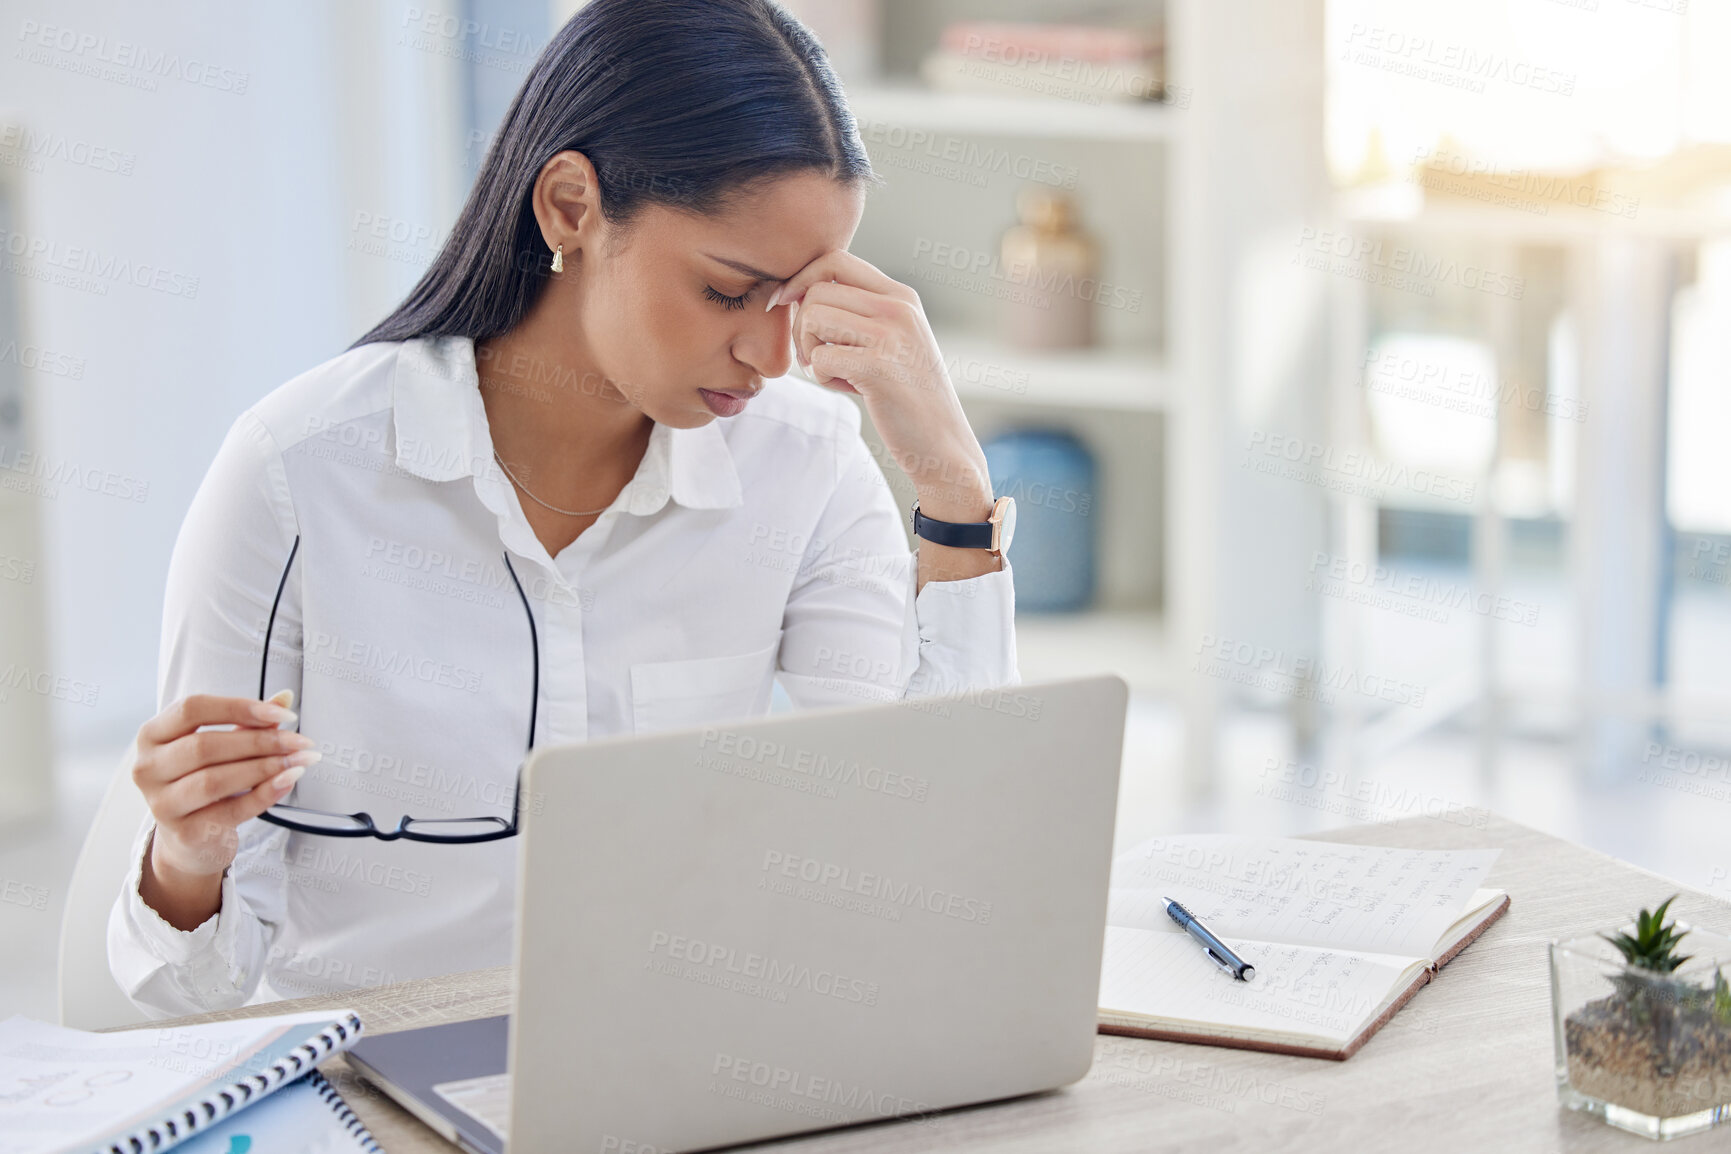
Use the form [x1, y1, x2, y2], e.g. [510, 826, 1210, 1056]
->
[704, 285, 752, 310]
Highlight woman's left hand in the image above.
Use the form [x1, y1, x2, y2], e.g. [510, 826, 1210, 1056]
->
[772, 251, 993, 523]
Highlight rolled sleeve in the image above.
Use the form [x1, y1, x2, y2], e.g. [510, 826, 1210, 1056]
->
[107, 815, 271, 1017]
[777, 406, 1018, 708]
[904, 553, 1020, 697]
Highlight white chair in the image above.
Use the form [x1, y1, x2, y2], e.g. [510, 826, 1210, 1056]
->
[57, 745, 153, 1029]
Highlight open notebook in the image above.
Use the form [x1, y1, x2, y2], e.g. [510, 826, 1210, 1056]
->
[1097, 835, 1509, 1060]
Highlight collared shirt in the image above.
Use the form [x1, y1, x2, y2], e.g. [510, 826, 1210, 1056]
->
[108, 335, 1018, 1017]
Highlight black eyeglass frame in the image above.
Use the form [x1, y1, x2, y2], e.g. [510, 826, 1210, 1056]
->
[253, 538, 539, 844]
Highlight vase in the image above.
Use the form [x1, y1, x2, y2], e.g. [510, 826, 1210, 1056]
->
[1550, 923, 1731, 1140]
[982, 428, 1096, 612]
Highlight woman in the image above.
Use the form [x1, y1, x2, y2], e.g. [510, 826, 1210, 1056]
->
[110, 0, 1017, 1017]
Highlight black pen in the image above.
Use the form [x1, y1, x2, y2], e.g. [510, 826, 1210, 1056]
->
[1163, 897, 1255, 981]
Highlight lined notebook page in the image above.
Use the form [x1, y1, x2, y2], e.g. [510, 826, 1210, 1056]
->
[1108, 835, 1500, 958]
[1099, 927, 1426, 1042]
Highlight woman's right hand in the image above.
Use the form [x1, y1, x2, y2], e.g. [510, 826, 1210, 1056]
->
[133, 692, 319, 929]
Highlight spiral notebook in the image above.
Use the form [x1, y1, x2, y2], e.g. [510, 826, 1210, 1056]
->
[171, 1069, 380, 1154]
[0, 1008, 372, 1154]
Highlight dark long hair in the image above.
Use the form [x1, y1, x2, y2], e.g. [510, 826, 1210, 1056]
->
[353, 0, 872, 348]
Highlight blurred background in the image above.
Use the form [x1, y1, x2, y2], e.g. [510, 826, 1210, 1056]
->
[2, 0, 1729, 1021]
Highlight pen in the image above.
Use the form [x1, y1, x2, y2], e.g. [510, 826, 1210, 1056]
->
[1163, 897, 1255, 981]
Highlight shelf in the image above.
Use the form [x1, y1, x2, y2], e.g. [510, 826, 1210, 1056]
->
[935, 328, 1167, 412]
[847, 83, 1180, 143]
[1335, 184, 1728, 243]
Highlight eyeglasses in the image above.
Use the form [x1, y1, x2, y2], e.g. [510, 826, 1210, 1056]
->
[258, 765, 525, 843]
[253, 542, 539, 843]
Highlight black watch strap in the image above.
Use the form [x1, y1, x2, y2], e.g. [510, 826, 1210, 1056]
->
[911, 503, 994, 549]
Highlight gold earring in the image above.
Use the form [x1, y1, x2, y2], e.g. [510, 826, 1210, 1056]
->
[550, 244, 564, 273]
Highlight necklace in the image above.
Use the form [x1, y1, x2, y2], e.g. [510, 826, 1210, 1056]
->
[492, 450, 612, 517]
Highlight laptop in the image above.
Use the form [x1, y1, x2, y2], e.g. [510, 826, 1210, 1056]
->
[347, 674, 1127, 1152]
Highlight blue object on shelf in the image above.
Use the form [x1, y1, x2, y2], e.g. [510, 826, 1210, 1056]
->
[982, 428, 1097, 612]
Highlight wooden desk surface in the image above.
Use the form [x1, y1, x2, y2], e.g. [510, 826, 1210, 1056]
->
[106, 814, 1731, 1153]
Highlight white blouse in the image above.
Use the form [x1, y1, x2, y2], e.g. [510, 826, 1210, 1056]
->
[108, 334, 1018, 1017]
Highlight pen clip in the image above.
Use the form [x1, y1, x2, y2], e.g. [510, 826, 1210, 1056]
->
[1205, 948, 1237, 977]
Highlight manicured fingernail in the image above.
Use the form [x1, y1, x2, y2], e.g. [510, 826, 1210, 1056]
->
[764, 286, 782, 312]
[269, 689, 296, 709]
[272, 763, 308, 791]
[284, 750, 322, 770]
[254, 702, 296, 725]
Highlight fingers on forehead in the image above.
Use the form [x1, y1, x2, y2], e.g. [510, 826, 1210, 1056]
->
[783, 250, 894, 302]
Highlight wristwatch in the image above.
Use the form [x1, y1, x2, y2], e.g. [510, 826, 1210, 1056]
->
[911, 495, 1017, 557]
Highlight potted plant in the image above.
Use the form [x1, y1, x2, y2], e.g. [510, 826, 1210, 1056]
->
[1551, 896, 1731, 1140]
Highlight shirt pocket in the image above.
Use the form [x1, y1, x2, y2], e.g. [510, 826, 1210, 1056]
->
[630, 633, 783, 735]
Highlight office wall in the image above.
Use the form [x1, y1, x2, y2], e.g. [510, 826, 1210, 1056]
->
[0, 0, 464, 755]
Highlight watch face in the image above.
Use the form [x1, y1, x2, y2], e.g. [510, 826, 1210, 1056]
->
[995, 496, 1017, 555]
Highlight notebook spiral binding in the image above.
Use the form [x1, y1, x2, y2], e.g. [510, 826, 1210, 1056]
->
[306, 1067, 383, 1153]
[108, 1011, 365, 1154]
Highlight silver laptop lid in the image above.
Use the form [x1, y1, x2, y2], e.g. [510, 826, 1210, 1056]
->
[507, 674, 1127, 1152]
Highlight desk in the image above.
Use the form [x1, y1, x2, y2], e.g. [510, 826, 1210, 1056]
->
[104, 814, 1731, 1152]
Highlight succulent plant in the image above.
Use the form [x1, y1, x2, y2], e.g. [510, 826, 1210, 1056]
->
[1602, 895, 1692, 974]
